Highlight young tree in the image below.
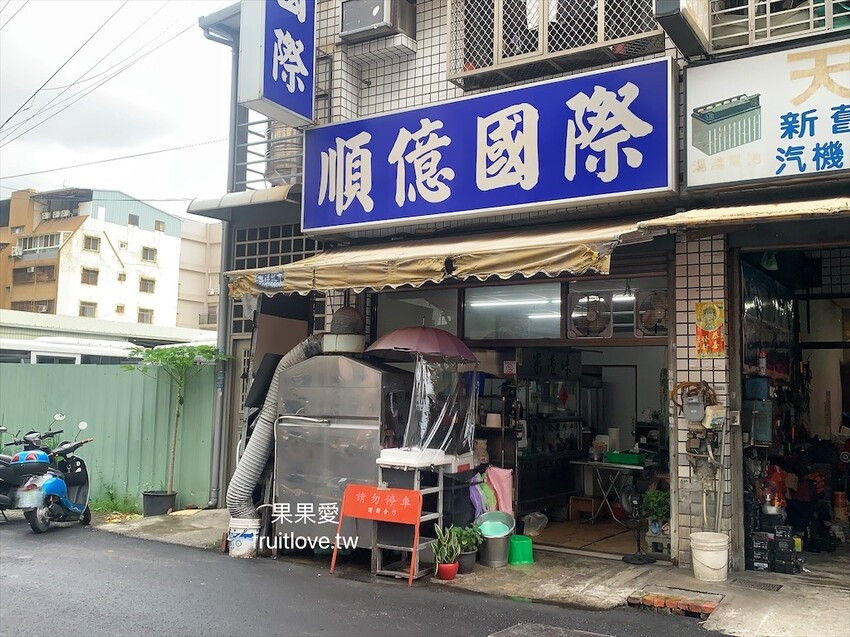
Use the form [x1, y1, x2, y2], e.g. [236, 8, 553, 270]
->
[125, 345, 229, 495]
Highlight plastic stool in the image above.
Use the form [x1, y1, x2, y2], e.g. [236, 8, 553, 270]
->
[508, 534, 534, 565]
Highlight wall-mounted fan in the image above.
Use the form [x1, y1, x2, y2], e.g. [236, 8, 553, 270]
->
[568, 292, 613, 339]
[621, 483, 655, 566]
[634, 290, 669, 337]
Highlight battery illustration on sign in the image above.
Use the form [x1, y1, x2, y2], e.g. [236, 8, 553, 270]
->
[691, 94, 762, 156]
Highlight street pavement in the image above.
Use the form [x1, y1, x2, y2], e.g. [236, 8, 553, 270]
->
[0, 518, 716, 637]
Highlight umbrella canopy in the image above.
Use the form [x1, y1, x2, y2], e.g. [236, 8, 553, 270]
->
[366, 326, 478, 363]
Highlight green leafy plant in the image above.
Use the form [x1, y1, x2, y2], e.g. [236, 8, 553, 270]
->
[640, 490, 671, 522]
[90, 481, 140, 514]
[433, 525, 461, 564]
[125, 345, 229, 495]
[452, 524, 484, 553]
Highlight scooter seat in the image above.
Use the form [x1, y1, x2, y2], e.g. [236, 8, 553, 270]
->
[0, 454, 12, 465]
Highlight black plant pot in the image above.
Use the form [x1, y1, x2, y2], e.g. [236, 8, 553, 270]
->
[457, 550, 477, 574]
[142, 490, 177, 517]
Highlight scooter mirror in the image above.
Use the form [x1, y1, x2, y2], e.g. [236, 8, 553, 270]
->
[78, 422, 88, 431]
[0, 426, 6, 433]
[54, 413, 66, 422]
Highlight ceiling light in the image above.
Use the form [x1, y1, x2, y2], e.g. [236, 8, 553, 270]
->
[527, 313, 561, 319]
[469, 299, 558, 307]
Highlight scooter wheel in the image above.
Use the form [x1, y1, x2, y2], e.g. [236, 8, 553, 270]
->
[80, 506, 91, 526]
[24, 507, 50, 533]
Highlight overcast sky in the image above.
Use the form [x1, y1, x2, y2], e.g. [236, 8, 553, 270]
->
[0, 0, 235, 217]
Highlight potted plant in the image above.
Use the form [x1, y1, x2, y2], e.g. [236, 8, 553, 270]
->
[126, 345, 228, 516]
[433, 525, 461, 581]
[452, 524, 484, 574]
[640, 490, 671, 535]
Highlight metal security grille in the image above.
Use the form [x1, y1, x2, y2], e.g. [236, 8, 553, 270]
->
[710, 0, 850, 52]
[230, 223, 322, 336]
[798, 248, 850, 297]
[448, 0, 663, 89]
[240, 347, 252, 407]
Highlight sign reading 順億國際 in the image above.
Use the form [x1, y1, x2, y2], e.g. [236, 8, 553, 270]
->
[302, 58, 676, 233]
[238, 0, 315, 127]
[686, 40, 850, 189]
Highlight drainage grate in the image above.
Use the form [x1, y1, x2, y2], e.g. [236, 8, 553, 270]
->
[730, 578, 782, 592]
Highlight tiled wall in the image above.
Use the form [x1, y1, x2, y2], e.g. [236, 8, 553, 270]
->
[673, 235, 735, 567]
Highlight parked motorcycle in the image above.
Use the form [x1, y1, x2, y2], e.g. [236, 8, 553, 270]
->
[0, 413, 67, 520]
[12, 421, 94, 533]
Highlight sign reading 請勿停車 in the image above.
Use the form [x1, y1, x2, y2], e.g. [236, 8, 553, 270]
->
[686, 40, 850, 189]
[302, 58, 676, 234]
[238, 0, 315, 127]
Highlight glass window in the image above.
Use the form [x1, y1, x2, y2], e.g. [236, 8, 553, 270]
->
[377, 289, 459, 337]
[116, 304, 125, 315]
[79, 302, 97, 318]
[142, 247, 157, 262]
[154, 220, 165, 232]
[83, 235, 100, 252]
[81, 268, 99, 285]
[128, 214, 139, 226]
[139, 278, 155, 293]
[464, 282, 561, 340]
[138, 308, 153, 324]
[117, 272, 126, 282]
[11, 226, 24, 234]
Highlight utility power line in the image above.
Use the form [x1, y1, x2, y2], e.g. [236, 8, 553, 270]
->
[0, 138, 226, 179]
[0, 21, 195, 147]
[0, 0, 28, 31]
[0, 1, 128, 131]
[1, 1, 169, 138]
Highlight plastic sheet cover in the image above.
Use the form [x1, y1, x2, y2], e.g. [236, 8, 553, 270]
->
[403, 355, 478, 458]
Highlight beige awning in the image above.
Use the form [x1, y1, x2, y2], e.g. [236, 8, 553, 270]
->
[225, 220, 649, 296]
[638, 197, 850, 232]
[186, 185, 300, 222]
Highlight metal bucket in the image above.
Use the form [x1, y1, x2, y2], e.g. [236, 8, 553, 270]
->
[475, 511, 515, 568]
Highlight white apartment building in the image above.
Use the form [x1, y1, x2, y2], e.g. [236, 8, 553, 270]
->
[178, 217, 222, 330]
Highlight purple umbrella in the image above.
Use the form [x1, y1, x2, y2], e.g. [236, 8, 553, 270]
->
[366, 326, 478, 363]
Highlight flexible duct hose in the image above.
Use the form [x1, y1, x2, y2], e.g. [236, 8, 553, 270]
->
[226, 334, 323, 519]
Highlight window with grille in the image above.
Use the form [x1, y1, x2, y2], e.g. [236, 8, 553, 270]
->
[11, 300, 54, 313]
[79, 302, 97, 318]
[12, 265, 54, 284]
[139, 277, 156, 293]
[138, 308, 154, 324]
[710, 0, 850, 51]
[128, 214, 139, 226]
[17, 233, 60, 253]
[81, 268, 99, 285]
[83, 235, 100, 252]
[155, 220, 165, 232]
[447, 0, 663, 89]
[11, 226, 24, 234]
[142, 247, 157, 262]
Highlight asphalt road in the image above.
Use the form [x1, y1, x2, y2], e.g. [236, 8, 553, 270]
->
[0, 518, 717, 637]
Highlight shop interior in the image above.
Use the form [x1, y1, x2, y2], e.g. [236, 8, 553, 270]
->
[375, 275, 671, 559]
[739, 248, 849, 584]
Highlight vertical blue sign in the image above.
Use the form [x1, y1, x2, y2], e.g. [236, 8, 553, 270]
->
[238, 0, 316, 127]
[302, 58, 676, 233]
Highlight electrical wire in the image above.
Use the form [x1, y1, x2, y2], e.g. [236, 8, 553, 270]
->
[1, 1, 169, 138]
[0, 0, 128, 131]
[0, 0, 27, 31]
[0, 21, 195, 147]
[0, 138, 226, 179]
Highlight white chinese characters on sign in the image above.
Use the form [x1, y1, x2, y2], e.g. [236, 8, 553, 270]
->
[318, 132, 374, 216]
[565, 82, 653, 183]
[388, 118, 455, 206]
[273, 29, 308, 93]
[476, 104, 539, 191]
[277, 0, 306, 23]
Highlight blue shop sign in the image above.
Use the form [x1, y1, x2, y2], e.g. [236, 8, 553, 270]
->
[302, 58, 676, 233]
[239, 0, 316, 127]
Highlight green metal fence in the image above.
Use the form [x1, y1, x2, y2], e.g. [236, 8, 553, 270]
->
[0, 364, 215, 509]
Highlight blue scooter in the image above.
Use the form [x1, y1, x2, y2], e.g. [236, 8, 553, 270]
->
[12, 421, 94, 533]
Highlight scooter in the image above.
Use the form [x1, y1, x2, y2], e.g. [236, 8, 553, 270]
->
[13, 421, 94, 533]
[0, 413, 68, 520]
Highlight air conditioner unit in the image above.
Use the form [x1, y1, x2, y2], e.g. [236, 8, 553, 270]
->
[37, 305, 48, 313]
[340, 0, 416, 43]
[26, 266, 36, 273]
[51, 211, 61, 219]
[207, 287, 220, 296]
[60, 210, 71, 218]
[567, 292, 614, 339]
[11, 246, 23, 257]
[41, 212, 51, 220]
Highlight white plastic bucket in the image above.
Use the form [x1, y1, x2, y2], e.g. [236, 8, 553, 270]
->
[691, 531, 730, 582]
[228, 517, 260, 558]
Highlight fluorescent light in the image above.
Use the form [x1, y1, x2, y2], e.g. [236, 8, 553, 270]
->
[469, 299, 558, 307]
[574, 294, 635, 303]
[527, 313, 561, 319]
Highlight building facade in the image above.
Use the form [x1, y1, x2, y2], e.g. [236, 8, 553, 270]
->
[178, 217, 223, 330]
[0, 188, 182, 327]
[194, 1, 850, 571]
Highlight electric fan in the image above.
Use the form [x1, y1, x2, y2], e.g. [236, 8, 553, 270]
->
[620, 483, 655, 565]
[567, 292, 614, 339]
[634, 290, 669, 337]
